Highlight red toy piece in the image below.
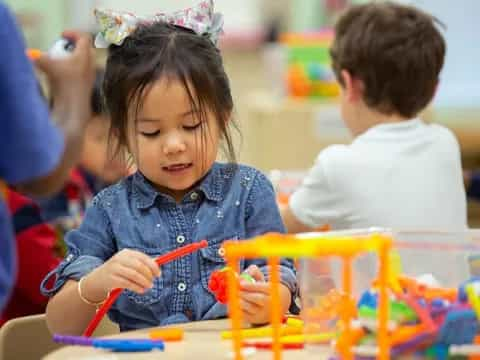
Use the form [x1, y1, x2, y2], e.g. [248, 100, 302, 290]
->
[208, 267, 255, 304]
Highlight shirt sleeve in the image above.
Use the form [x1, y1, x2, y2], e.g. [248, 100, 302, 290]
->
[289, 148, 343, 229]
[244, 170, 299, 313]
[40, 195, 115, 296]
[0, 4, 64, 184]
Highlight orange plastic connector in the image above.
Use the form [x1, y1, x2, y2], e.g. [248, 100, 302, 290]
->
[303, 289, 343, 322]
[390, 324, 429, 346]
[149, 328, 184, 341]
[469, 335, 480, 360]
[336, 327, 365, 351]
[26, 48, 43, 60]
[398, 276, 458, 302]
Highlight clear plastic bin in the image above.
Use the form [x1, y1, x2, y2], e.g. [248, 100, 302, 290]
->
[298, 229, 480, 358]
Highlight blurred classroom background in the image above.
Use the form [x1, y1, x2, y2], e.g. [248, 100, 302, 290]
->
[8, 0, 480, 224]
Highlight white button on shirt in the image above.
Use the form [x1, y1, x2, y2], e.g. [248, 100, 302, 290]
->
[190, 192, 199, 201]
[176, 235, 185, 244]
[177, 282, 187, 292]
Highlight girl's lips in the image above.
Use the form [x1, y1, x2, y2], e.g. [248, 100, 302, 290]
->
[162, 163, 193, 172]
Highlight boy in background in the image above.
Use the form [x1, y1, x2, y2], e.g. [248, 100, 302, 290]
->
[281, 2, 467, 233]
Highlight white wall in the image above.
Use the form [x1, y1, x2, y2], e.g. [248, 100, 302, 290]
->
[400, 0, 479, 109]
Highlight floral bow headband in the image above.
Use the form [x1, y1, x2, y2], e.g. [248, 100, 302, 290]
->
[94, 0, 223, 48]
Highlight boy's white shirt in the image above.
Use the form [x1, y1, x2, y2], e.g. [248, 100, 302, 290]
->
[289, 118, 467, 231]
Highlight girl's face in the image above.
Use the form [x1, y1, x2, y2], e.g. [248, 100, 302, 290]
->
[128, 78, 220, 202]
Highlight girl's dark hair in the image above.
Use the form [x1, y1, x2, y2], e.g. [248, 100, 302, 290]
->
[103, 22, 237, 166]
[91, 68, 106, 116]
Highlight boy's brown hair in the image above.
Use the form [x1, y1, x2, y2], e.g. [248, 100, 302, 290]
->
[330, 2, 445, 118]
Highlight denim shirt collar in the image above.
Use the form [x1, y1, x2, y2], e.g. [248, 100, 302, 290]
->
[132, 162, 237, 209]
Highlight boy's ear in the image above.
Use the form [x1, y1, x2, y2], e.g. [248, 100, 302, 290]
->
[341, 69, 363, 102]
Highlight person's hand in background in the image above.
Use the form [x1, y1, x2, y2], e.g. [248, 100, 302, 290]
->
[17, 31, 96, 196]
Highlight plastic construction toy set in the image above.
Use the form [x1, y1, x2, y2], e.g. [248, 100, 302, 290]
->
[221, 229, 480, 360]
[330, 266, 480, 359]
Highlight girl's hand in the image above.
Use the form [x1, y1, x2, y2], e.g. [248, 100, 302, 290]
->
[81, 249, 161, 303]
[239, 265, 291, 325]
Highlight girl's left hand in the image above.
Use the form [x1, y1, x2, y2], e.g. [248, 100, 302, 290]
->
[239, 265, 291, 325]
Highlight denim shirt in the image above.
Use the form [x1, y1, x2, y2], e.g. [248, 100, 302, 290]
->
[41, 163, 298, 331]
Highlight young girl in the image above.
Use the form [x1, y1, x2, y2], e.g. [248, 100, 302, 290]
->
[42, 1, 297, 334]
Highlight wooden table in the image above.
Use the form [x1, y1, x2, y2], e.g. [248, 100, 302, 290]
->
[43, 319, 331, 359]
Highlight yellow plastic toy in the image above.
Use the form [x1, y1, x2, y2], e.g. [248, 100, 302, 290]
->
[222, 231, 393, 360]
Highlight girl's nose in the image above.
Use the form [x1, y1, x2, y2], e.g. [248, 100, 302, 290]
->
[163, 132, 187, 155]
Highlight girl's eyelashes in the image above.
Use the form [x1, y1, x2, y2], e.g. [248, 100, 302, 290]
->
[140, 130, 160, 137]
[183, 122, 202, 131]
[138, 122, 202, 136]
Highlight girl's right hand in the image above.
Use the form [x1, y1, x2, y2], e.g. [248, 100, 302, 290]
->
[81, 249, 161, 303]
